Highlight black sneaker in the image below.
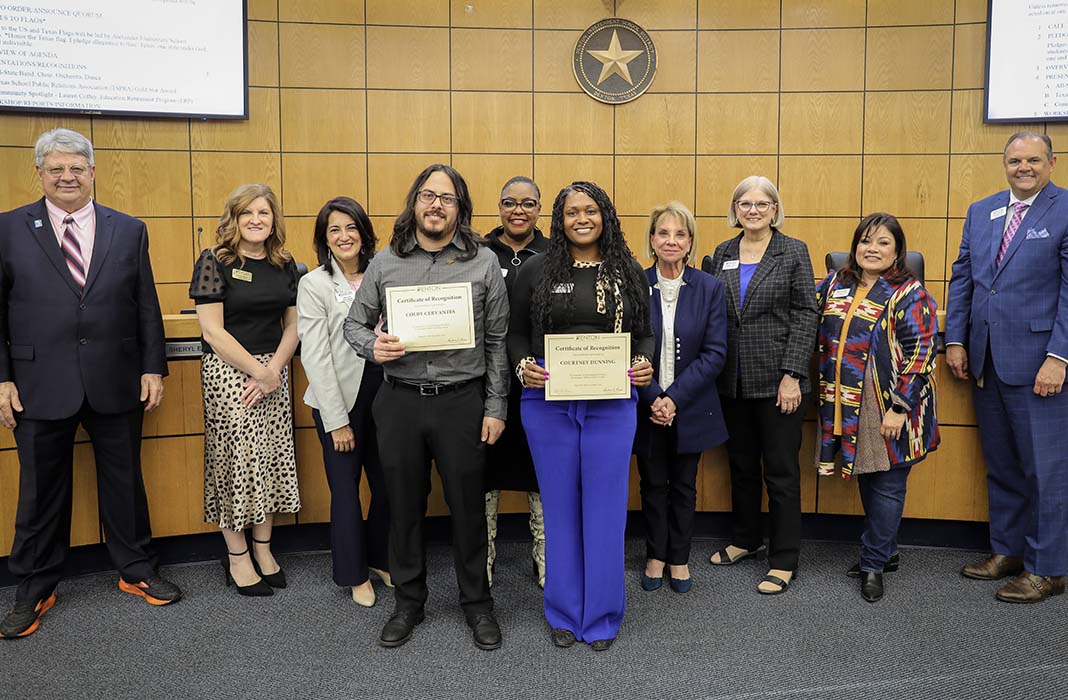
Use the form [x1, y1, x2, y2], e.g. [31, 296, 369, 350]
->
[118, 575, 182, 605]
[0, 593, 57, 639]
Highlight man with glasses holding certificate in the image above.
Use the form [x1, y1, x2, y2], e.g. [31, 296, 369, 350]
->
[344, 164, 509, 650]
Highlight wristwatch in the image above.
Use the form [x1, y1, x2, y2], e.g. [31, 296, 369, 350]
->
[890, 404, 908, 415]
[783, 370, 801, 379]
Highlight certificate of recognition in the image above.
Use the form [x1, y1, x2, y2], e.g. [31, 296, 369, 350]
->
[544, 333, 631, 401]
[386, 282, 476, 351]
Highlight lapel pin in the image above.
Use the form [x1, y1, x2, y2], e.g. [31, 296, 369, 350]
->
[33, 219, 42, 228]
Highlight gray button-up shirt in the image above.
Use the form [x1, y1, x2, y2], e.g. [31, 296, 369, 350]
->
[343, 235, 510, 420]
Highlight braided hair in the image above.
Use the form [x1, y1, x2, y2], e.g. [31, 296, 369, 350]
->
[532, 181, 648, 332]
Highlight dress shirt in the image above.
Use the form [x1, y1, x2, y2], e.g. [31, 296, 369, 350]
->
[46, 197, 96, 267]
[343, 235, 510, 420]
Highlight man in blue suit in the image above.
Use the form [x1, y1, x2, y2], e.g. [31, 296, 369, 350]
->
[0, 129, 181, 638]
[946, 131, 1068, 603]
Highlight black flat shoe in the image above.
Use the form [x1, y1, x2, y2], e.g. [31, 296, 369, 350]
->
[861, 572, 884, 602]
[847, 553, 899, 578]
[590, 638, 614, 651]
[222, 552, 273, 597]
[467, 612, 502, 650]
[380, 609, 425, 648]
[669, 576, 693, 593]
[251, 537, 287, 588]
[551, 628, 577, 648]
[640, 573, 663, 591]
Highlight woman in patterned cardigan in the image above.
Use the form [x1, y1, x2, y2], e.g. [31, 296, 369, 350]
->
[815, 212, 940, 603]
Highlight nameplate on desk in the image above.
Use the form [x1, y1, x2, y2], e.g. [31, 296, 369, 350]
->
[543, 332, 631, 401]
[166, 341, 203, 359]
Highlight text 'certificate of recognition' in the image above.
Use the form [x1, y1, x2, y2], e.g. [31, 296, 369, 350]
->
[544, 333, 631, 401]
[386, 282, 476, 351]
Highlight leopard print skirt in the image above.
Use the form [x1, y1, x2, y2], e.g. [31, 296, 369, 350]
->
[201, 352, 301, 531]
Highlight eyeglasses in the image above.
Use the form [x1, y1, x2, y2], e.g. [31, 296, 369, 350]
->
[734, 200, 775, 213]
[500, 198, 539, 212]
[43, 165, 91, 179]
[416, 189, 459, 208]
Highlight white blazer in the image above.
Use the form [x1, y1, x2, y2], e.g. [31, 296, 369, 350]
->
[296, 265, 368, 433]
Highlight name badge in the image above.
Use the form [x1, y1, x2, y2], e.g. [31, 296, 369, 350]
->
[990, 206, 1007, 220]
[232, 269, 253, 282]
[722, 260, 740, 270]
[831, 288, 850, 298]
[334, 288, 355, 304]
[552, 283, 574, 293]
[501, 268, 508, 278]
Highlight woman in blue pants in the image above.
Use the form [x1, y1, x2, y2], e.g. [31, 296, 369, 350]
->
[507, 181, 654, 650]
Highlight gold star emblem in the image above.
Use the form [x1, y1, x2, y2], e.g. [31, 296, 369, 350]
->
[586, 30, 643, 86]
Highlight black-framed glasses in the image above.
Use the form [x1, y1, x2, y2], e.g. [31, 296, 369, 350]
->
[417, 189, 459, 208]
[734, 200, 775, 213]
[499, 198, 539, 212]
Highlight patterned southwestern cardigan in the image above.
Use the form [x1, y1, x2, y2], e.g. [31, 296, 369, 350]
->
[815, 271, 940, 478]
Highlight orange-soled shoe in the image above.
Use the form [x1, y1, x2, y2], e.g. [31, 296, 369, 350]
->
[0, 593, 57, 639]
[118, 575, 182, 606]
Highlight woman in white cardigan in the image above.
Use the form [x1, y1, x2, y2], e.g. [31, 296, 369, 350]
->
[296, 197, 390, 607]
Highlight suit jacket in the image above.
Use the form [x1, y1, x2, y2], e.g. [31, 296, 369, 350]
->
[709, 229, 818, 399]
[945, 183, 1068, 385]
[635, 265, 729, 456]
[296, 265, 370, 433]
[0, 198, 167, 420]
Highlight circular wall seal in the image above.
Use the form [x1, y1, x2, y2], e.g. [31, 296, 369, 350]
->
[573, 18, 657, 105]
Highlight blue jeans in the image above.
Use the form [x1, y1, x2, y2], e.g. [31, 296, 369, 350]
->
[857, 466, 911, 573]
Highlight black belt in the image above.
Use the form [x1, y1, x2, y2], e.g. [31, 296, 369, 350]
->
[385, 376, 479, 396]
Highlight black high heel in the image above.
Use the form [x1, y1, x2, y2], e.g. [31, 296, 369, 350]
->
[251, 537, 287, 589]
[223, 549, 273, 597]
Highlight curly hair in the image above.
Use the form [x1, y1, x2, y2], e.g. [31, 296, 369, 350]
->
[213, 183, 292, 268]
[532, 181, 648, 332]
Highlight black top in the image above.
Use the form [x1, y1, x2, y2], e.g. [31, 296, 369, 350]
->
[485, 226, 549, 297]
[189, 248, 298, 355]
[507, 254, 654, 366]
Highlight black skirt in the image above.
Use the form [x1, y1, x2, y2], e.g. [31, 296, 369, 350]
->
[484, 378, 539, 492]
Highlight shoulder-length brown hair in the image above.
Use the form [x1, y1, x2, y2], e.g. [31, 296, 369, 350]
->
[213, 183, 292, 268]
[837, 212, 912, 286]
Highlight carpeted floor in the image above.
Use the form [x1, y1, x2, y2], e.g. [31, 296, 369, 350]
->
[1, 538, 1066, 700]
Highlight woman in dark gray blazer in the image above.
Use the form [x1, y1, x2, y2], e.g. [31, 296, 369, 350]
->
[706, 176, 817, 595]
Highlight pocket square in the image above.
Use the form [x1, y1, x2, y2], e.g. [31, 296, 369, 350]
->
[1025, 228, 1050, 239]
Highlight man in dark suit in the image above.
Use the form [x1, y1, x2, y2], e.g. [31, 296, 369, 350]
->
[0, 128, 181, 639]
[946, 131, 1068, 603]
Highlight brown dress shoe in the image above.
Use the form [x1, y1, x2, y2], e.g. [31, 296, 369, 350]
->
[960, 554, 1024, 580]
[995, 571, 1066, 603]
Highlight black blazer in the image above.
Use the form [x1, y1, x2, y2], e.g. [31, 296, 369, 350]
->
[708, 229, 817, 399]
[0, 198, 167, 419]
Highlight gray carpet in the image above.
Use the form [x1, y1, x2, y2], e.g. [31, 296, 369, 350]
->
[2, 539, 1067, 700]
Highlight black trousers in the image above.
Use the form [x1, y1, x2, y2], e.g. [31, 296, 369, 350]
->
[636, 422, 700, 565]
[9, 399, 157, 603]
[721, 395, 806, 571]
[373, 380, 492, 616]
[311, 365, 389, 587]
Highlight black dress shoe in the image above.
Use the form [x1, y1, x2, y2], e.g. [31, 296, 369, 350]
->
[847, 553, 899, 578]
[467, 613, 502, 650]
[380, 609, 425, 648]
[861, 572, 884, 603]
[0, 593, 57, 639]
[221, 554, 273, 597]
[251, 538, 287, 588]
[550, 628, 577, 647]
[590, 638, 614, 651]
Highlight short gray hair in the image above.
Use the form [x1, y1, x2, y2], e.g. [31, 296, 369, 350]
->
[727, 175, 784, 228]
[34, 128, 94, 167]
[1004, 131, 1054, 160]
[646, 201, 697, 261]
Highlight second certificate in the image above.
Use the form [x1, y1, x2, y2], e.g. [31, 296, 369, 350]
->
[386, 282, 476, 351]
[544, 332, 631, 401]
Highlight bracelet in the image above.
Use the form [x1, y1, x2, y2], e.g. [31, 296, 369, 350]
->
[631, 354, 651, 367]
[515, 356, 536, 384]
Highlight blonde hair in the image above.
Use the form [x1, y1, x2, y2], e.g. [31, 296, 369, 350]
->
[214, 183, 292, 268]
[726, 175, 784, 229]
[645, 201, 697, 262]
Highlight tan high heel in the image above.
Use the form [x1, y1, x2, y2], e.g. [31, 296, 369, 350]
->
[352, 581, 376, 607]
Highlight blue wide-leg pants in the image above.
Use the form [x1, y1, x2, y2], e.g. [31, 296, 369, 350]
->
[521, 387, 636, 643]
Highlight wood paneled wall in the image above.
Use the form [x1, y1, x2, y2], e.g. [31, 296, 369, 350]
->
[0, 0, 1043, 553]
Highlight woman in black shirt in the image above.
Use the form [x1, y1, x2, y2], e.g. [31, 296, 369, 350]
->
[508, 181, 653, 651]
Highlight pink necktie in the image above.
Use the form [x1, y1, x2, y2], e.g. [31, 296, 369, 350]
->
[61, 215, 86, 288]
[996, 202, 1028, 267]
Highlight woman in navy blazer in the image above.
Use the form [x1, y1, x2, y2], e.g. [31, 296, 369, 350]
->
[635, 202, 728, 593]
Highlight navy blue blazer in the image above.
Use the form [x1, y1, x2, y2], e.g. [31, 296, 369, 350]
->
[946, 183, 1068, 385]
[635, 265, 728, 456]
[0, 198, 167, 420]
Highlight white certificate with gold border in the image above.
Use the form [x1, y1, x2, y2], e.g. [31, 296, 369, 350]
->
[544, 332, 631, 401]
[386, 282, 476, 351]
